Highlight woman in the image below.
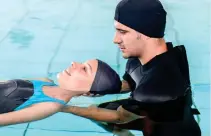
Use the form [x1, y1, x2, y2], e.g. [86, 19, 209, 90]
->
[0, 59, 122, 126]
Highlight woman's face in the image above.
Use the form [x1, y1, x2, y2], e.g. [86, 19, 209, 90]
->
[57, 59, 98, 93]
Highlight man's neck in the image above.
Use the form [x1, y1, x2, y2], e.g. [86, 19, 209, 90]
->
[138, 39, 167, 65]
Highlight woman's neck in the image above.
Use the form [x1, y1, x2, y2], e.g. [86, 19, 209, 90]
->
[42, 86, 74, 103]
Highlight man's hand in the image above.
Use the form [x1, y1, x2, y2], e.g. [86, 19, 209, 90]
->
[116, 106, 145, 124]
[82, 92, 103, 97]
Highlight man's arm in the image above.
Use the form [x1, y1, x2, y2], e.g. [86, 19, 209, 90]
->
[120, 80, 131, 93]
[61, 105, 143, 124]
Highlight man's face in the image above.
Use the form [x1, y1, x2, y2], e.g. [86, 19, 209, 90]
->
[113, 21, 145, 58]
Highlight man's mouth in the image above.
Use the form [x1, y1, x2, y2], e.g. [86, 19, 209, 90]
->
[119, 47, 126, 51]
[119, 46, 125, 49]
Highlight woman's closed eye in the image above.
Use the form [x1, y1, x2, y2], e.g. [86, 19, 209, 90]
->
[83, 67, 87, 72]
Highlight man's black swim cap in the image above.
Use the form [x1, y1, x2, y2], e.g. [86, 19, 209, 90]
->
[90, 59, 122, 95]
[114, 0, 167, 38]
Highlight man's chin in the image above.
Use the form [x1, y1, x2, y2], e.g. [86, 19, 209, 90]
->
[122, 53, 130, 59]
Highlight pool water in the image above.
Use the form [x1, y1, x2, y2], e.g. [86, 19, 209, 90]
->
[0, 0, 210, 135]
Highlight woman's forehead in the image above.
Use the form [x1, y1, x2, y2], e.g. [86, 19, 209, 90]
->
[84, 59, 98, 72]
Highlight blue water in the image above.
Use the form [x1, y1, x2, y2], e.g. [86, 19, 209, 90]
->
[0, 0, 210, 136]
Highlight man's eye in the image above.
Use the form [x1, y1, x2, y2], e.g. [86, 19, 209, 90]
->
[119, 30, 126, 34]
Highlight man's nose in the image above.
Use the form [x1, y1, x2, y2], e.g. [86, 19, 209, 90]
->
[113, 32, 121, 44]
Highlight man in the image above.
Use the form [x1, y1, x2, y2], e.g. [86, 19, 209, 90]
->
[61, 0, 201, 135]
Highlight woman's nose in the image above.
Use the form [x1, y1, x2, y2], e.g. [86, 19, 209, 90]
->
[71, 62, 75, 68]
[71, 62, 82, 69]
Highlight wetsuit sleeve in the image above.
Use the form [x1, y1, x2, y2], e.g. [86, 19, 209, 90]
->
[121, 96, 186, 122]
[122, 58, 138, 91]
[122, 60, 131, 82]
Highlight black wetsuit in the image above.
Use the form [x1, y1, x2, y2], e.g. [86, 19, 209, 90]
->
[0, 80, 34, 114]
[0, 80, 65, 114]
[98, 43, 201, 136]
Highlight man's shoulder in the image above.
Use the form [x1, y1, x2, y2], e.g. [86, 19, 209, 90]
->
[126, 57, 140, 64]
[125, 57, 141, 73]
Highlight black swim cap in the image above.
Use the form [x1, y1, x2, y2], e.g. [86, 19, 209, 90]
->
[90, 59, 122, 95]
[114, 0, 167, 38]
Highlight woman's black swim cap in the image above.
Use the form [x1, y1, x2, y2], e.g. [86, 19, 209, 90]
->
[90, 59, 122, 95]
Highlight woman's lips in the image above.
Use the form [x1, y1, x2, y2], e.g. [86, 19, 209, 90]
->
[64, 69, 71, 76]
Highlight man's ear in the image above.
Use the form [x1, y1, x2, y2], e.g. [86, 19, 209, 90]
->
[138, 33, 151, 41]
[137, 33, 141, 40]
